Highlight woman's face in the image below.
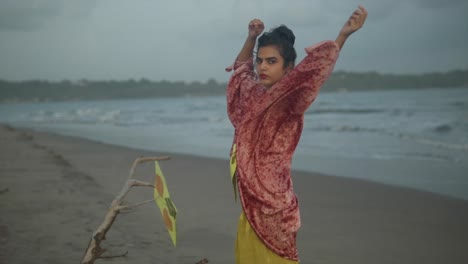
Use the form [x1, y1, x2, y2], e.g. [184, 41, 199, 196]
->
[256, 45, 291, 88]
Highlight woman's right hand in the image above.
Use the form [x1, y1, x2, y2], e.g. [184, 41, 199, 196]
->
[234, 19, 264, 63]
[248, 19, 264, 39]
[339, 5, 367, 37]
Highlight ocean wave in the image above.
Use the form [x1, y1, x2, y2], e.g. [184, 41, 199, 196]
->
[433, 124, 452, 133]
[308, 125, 468, 151]
[17, 105, 230, 130]
[21, 108, 122, 124]
[451, 101, 466, 107]
[370, 151, 460, 162]
[308, 125, 382, 133]
[397, 134, 468, 151]
[306, 108, 385, 115]
[184, 101, 224, 112]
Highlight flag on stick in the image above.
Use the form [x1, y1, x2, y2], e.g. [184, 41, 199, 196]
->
[154, 161, 177, 246]
[230, 143, 238, 202]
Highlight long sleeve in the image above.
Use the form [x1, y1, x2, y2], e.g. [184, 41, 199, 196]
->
[247, 41, 340, 119]
[225, 57, 258, 128]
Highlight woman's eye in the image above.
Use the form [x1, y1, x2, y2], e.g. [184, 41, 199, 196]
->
[267, 60, 276, 64]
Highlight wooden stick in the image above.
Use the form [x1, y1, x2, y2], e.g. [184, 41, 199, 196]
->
[128, 156, 170, 180]
[115, 199, 154, 211]
[80, 156, 168, 264]
[81, 155, 208, 264]
[98, 251, 128, 259]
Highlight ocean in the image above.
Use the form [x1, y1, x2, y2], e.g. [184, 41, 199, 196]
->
[1, 87, 467, 200]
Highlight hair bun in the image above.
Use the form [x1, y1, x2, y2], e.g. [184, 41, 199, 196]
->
[272, 25, 295, 45]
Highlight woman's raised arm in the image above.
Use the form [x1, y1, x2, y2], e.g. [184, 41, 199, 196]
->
[335, 5, 368, 50]
[236, 19, 265, 62]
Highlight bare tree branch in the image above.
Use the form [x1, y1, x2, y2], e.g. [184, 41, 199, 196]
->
[81, 156, 168, 264]
[128, 156, 170, 180]
[81, 155, 208, 264]
[98, 251, 128, 259]
[115, 199, 154, 211]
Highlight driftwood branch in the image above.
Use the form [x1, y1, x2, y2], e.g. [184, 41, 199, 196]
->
[81, 155, 208, 264]
[80, 156, 169, 264]
[98, 251, 128, 259]
[195, 258, 209, 264]
[128, 156, 170, 180]
[115, 199, 154, 211]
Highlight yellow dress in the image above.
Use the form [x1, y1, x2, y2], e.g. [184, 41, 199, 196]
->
[235, 211, 299, 264]
[232, 144, 299, 264]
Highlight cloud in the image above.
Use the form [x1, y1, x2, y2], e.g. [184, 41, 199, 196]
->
[0, 1, 61, 31]
[265, 2, 328, 28]
[415, 0, 467, 9]
[226, 0, 343, 29]
[0, 0, 466, 82]
[0, 0, 96, 31]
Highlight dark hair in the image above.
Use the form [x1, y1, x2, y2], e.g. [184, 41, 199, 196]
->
[257, 25, 297, 68]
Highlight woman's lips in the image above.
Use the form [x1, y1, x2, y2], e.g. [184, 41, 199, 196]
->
[259, 74, 268, 79]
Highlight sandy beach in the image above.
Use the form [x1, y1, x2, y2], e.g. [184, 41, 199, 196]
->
[1, 123, 468, 264]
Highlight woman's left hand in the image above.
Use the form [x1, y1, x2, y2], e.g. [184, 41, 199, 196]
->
[340, 5, 368, 37]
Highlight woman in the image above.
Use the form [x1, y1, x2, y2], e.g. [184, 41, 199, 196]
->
[226, 6, 368, 263]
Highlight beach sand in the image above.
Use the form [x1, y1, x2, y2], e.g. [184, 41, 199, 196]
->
[1, 124, 467, 264]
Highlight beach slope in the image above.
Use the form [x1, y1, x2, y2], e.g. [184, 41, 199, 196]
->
[1, 124, 467, 264]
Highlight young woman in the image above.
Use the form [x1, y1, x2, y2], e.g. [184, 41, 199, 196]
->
[226, 6, 368, 264]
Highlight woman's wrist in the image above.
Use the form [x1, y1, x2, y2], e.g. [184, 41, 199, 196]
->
[335, 33, 348, 50]
[247, 35, 258, 42]
[339, 29, 352, 39]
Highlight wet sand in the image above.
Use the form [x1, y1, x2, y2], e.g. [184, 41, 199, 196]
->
[1, 124, 467, 264]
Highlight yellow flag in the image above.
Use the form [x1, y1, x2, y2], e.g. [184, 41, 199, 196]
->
[230, 143, 238, 202]
[154, 161, 177, 246]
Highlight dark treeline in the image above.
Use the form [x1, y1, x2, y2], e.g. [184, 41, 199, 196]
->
[0, 78, 223, 102]
[322, 69, 468, 91]
[1, 70, 467, 102]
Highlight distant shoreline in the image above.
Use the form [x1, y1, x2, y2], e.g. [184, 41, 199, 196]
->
[1, 69, 467, 102]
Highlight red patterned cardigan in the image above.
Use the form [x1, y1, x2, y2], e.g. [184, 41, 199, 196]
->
[226, 40, 340, 261]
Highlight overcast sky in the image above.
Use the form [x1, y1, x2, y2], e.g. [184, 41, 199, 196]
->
[0, 0, 467, 82]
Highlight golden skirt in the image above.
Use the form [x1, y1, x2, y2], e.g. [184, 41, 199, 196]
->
[235, 211, 299, 264]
